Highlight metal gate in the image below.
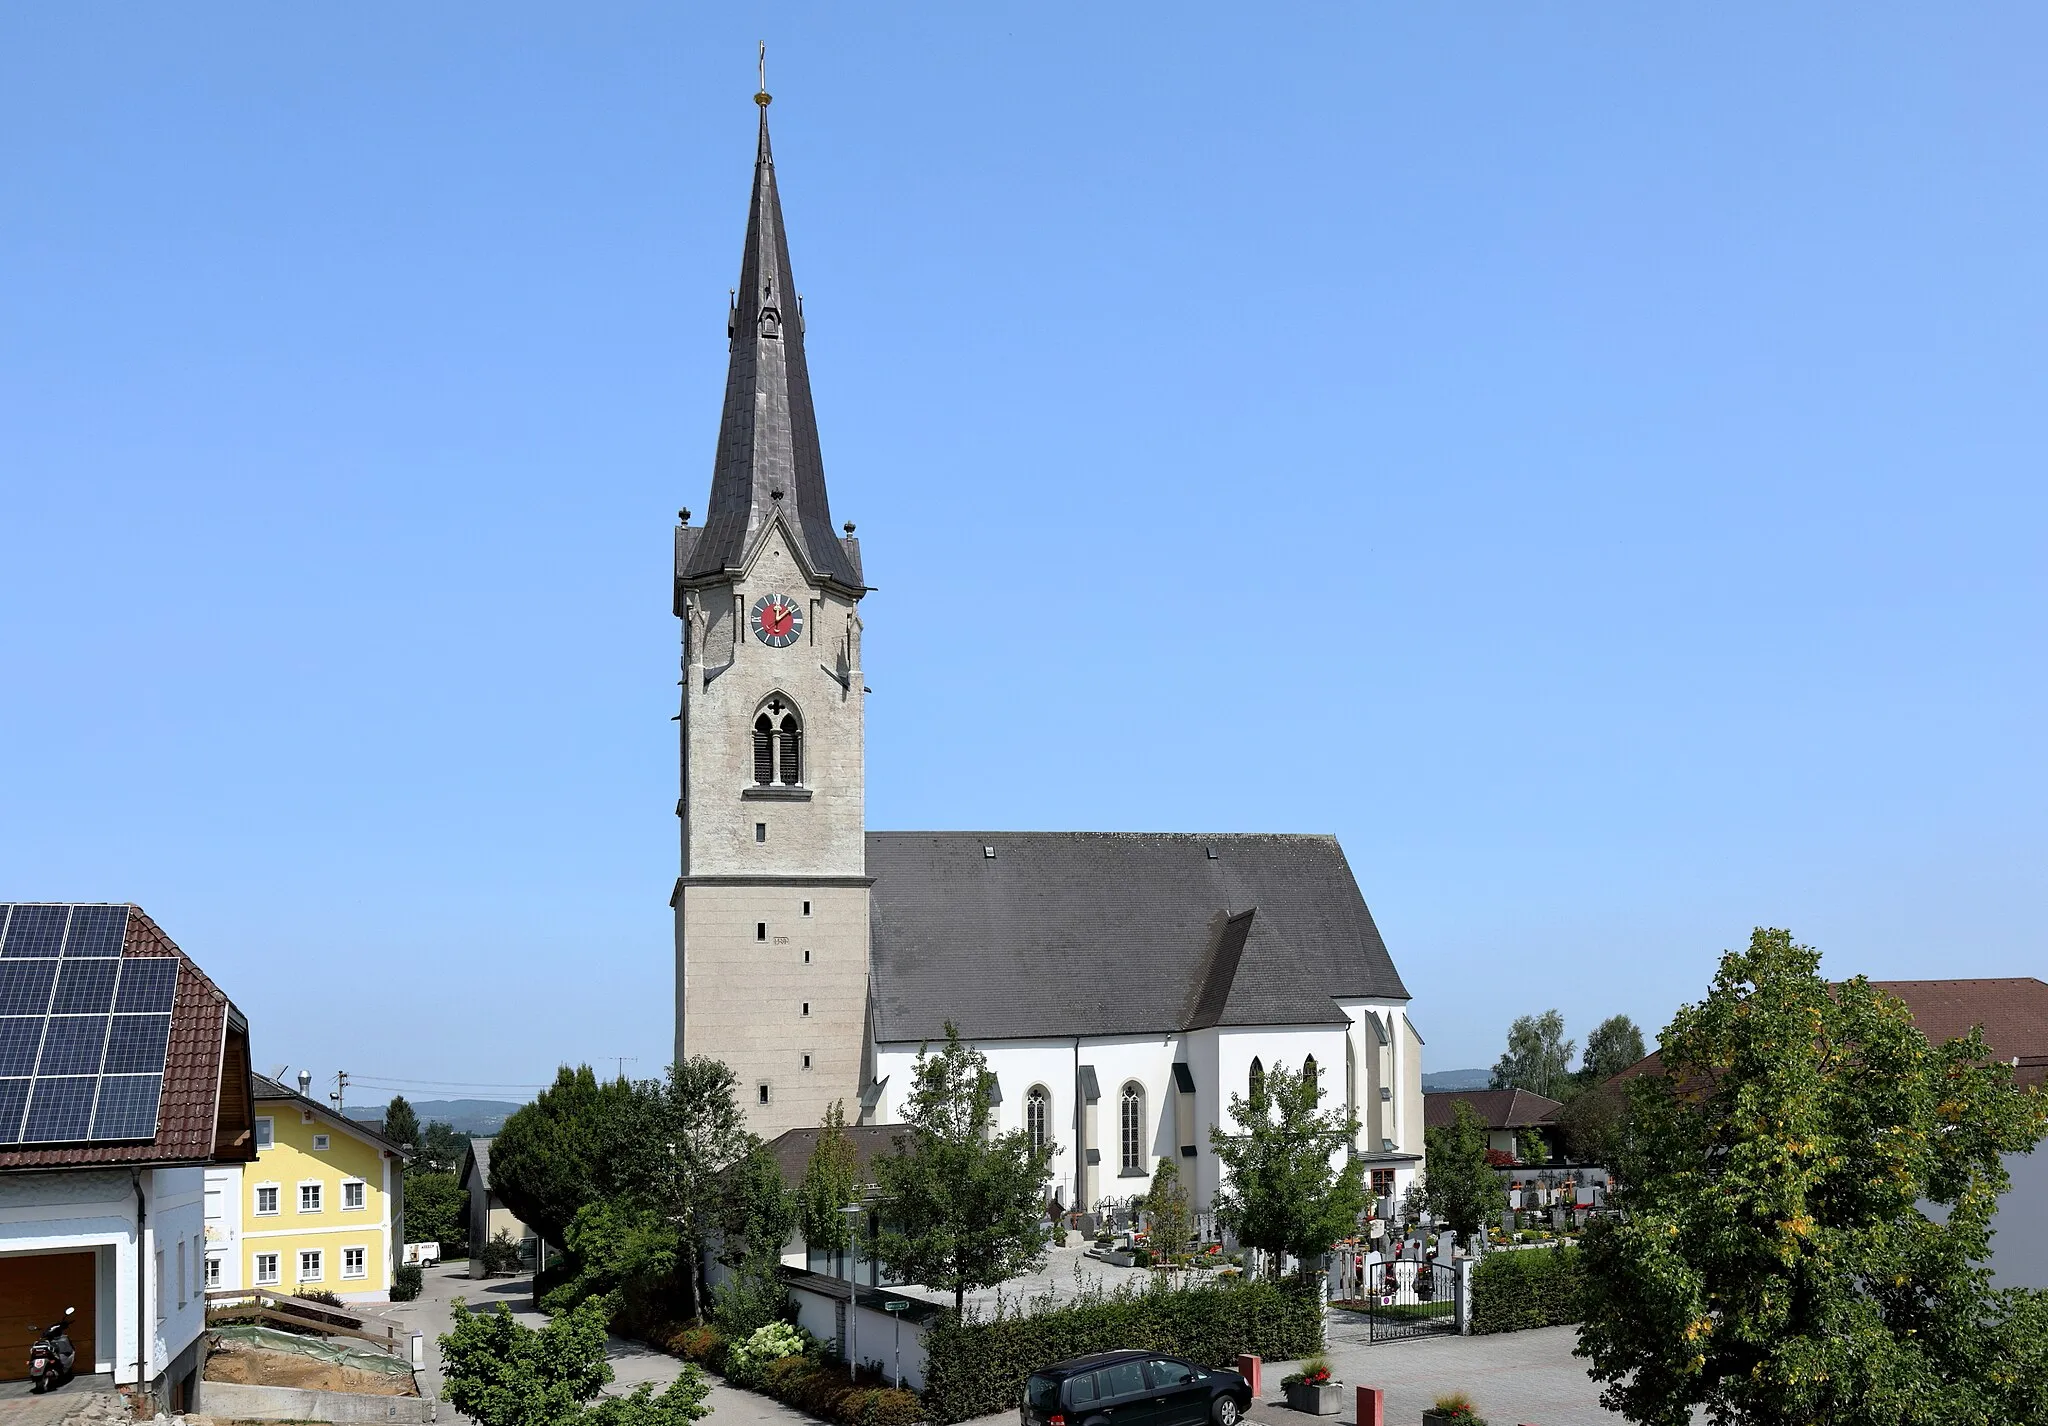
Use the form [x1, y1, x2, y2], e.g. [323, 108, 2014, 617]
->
[1366, 1259, 1458, 1342]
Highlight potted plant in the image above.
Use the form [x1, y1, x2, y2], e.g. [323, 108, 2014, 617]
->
[1281, 1356, 1341, 1415]
[1421, 1392, 1487, 1425]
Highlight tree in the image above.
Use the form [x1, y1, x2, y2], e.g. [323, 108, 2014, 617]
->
[1576, 928, 2048, 1426]
[1422, 1101, 1506, 1240]
[1580, 1015, 1645, 1086]
[489, 1067, 641, 1245]
[420, 1120, 471, 1176]
[798, 1100, 861, 1260]
[538, 1201, 677, 1323]
[1208, 1059, 1368, 1278]
[711, 1143, 799, 1337]
[871, 1025, 1055, 1312]
[404, 1168, 467, 1252]
[1555, 1081, 1628, 1167]
[385, 1095, 421, 1152]
[1490, 1010, 1576, 1099]
[441, 1295, 708, 1426]
[1144, 1156, 1193, 1265]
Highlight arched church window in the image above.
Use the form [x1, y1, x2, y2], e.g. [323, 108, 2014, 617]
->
[1026, 1086, 1050, 1154]
[1248, 1057, 1265, 1104]
[1302, 1054, 1318, 1098]
[753, 696, 803, 787]
[1119, 1084, 1144, 1174]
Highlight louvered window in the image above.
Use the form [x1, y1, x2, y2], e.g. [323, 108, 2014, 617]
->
[1120, 1084, 1144, 1173]
[753, 716, 774, 784]
[753, 697, 803, 786]
[778, 715, 801, 785]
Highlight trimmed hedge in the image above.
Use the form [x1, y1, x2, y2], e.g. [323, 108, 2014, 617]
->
[1470, 1246, 1583, 1335]
[922, 1276, 1323, 1425]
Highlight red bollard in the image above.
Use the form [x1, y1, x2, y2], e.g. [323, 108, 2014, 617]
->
[1235, 1355, 1262, 1398]
[1354, 1386, 1383, 1426]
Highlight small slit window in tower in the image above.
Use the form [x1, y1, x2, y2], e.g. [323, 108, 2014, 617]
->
[801, 1001, 810, 1017]
[803, 948, 811, 964]
[802, 900, 812, 916]
[756, 922, 767, 942]
[755, 823, 767, 843]
[802, 1053, 812, 1071]
[757, 1083, 771, 1105]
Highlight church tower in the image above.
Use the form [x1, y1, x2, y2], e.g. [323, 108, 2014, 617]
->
[672, 91, 869, 1137]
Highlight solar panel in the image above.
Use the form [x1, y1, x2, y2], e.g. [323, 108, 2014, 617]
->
[2, 906, 68, 958]
[0, 962, 57, 1016]
[114, 959, 178, 1014]
[104, 1015, 170, 1075]
[0, 1078, 27, 1144]
[91, 1074, 163, 1140]
[52, 961, 119, 1015]
[0, 1019, 40, 1076]
[0, 905, 174, 1146]
[22, 1076, 96, 1142]
[63, 906, 128, 958]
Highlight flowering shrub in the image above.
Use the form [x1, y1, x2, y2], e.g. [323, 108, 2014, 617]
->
[1483, 1149, 1516, 1168]
[724, 1321, 810, 1387]
[1281, 1354, 1333, 1388]
[1428, 1392, 1485, 1423]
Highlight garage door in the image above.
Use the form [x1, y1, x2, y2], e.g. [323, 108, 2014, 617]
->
[0, 1251, 97, 1382]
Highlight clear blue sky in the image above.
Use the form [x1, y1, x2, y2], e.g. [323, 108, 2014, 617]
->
[3, 4, 2042, 1105]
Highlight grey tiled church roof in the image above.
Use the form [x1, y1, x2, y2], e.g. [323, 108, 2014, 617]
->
[678, 102, 862, 593]
[866, 832, 1409, 1044]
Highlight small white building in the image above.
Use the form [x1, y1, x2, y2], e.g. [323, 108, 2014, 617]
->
[0, 903, 259, 1409]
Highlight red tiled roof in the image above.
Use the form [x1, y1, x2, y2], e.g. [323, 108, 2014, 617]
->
[1609, 977, 2048, 1092]
[0, 906, 250, 1172]
[1423, 1088, 1564, 1130]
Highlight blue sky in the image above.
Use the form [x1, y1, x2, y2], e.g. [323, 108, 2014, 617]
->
[3, 4, 2042, 1106]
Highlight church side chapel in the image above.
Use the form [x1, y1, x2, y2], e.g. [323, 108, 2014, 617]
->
[671, 89, 1425, 1222]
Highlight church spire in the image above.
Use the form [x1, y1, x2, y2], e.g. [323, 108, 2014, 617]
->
[680, 86, 862, 592]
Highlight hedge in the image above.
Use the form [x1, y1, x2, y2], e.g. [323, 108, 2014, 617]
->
[652, 1321, 922, 1426]
[922, 1276, 1324, 1425]
[1470, 1246, 1584, 1335]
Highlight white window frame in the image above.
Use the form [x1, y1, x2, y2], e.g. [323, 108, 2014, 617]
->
[254, 1252, 280, 1286]
[341, 1245, 368, 1280]
[254, 1117, 274, 1150]
[311, 1133, 331, 1151]
[254, 1182, 281, 1216]
[204, 1255, 223, 1289]
[341, 1177, 367, 1211]
[297, 1249, 323, 1283]
[298, 1180, 323, 1214]
[1119, 1083, 1145, 1174]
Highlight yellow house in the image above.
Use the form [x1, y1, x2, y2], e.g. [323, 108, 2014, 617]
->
[202, 1073, 408, 1302]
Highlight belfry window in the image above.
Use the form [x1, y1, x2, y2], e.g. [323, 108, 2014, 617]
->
[753, 696, 802, 786]
[1119, 1083, 1144, 1173]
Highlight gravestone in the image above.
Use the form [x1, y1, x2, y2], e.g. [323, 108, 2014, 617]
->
[1551, 1207, 1568, 1232]
[1500, 1211, 1515, 1236]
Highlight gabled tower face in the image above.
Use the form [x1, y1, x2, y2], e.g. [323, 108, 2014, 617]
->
[674, 96, 869, 1138]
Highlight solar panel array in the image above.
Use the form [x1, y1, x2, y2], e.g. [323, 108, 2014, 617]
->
[0, 904, 176, 1145]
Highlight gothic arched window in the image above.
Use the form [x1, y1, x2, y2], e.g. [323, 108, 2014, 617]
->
[752, 696, 802, 787]
[1119, 1084, 1144, 1174]
[1248, 1057, 1265, 1104]
[1302, 1054, 1318, 1099]
[1026, 1085, 1050, 1154]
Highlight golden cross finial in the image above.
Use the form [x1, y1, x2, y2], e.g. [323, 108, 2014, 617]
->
[755, 42, 771, 106]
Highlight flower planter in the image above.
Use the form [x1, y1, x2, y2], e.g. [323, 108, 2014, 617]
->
[1283, 1382, 1342, 1416]
[1420, 1411, 1482, 1426]
[1104, 1250, 1137, 1267]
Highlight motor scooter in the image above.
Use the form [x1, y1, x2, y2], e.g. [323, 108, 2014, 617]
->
[27, 1306, 77, 1393]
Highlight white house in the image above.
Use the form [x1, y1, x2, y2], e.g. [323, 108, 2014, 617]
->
[0, 903, 259, 1409]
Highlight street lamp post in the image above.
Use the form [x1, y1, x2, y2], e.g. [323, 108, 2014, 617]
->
[883, 1300, 908, 1389]
[839, 1203, 864, 1382]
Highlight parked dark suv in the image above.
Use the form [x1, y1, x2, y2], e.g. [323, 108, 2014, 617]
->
[1022, 1351, 1252, 1426]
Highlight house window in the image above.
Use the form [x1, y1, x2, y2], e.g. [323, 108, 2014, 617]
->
[156, 1249, 166, 1321]
[342, 1246, 367, 1280]
[752, 698, 802, 786]
[297, 1250, 322, 1283]
[1370, 1169, 1396, 1198]
[204, 1256, 222, 1289]
[343, 1179, 367, 1211]
[312, 1133, 330, 1151]
[1119, 1084, 1144, 1173]
[254, 1184, 280, 1216]
[299, 1182, 322, 1213]
[254, 1252, 280, 1286]
[254, 1117, 273, 1150]
[1026, 1085, 1050, 1153]
[177, 1239, 187, 1306]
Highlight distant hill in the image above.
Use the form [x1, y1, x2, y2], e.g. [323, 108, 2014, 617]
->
[346, 1098, 525, 1136]
[1422, 1068, 1492, 1092]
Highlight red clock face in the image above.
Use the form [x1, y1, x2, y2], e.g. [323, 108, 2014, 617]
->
[751, 593, 803, 647]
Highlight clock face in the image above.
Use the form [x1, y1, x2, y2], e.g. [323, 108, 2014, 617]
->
[750, 592, 803, 648]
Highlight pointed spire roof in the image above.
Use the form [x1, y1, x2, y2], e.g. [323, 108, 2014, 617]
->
[680, 96, 862, 592]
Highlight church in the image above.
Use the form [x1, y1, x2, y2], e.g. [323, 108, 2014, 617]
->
[671, 93, 1424, 1214]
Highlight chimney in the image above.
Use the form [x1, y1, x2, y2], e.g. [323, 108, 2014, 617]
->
[297, 1070, 312, 1097]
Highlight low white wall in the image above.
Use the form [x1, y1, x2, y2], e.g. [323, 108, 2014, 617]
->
[785, 1278, 928, 1392]
[200, 1381, 436, 1423]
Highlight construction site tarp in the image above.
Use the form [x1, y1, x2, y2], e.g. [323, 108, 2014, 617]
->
[208, 1324, 414, 1378]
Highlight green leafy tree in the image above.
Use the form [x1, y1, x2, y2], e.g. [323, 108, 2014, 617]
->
[538, 1200, 678, 1320]
[711, 1143, 799, 1337]
[1144, 1156, 1194, 1264]
[872, 1024, 1055, 1312]
[404, 1168, 467, 1253]
[1490, 1009, 1576, 1099]
[489, 1067, 641, 1244]
[384, 1095, 421, 1153]
[1208, 1059, 1368, 1278]
[1422, 1101, 1507, 1240]
[1576, 928, 2048, 1426]
[799, 1100, 862, 1261]
[1580, 1015, 1646, 1085]
[420, 1120, 472, 1175]
[1556, 1081, 1629, 1167]
[441, 1295, 708, 1426]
